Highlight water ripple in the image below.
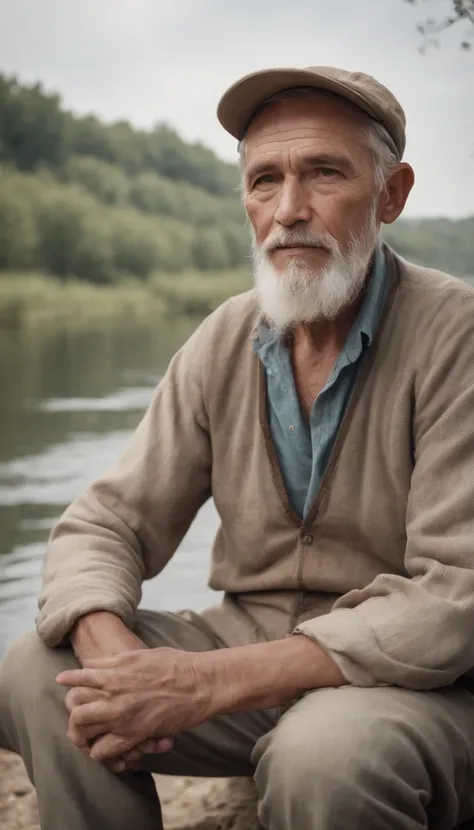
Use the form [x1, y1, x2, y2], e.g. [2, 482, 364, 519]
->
[38, 385, 156, 413]
[0, 430, 133, 505]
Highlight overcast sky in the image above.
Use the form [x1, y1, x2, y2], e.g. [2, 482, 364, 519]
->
[1, 0, 472, 218]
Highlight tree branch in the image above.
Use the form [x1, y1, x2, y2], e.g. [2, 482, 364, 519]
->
[405, 0, 473, 50]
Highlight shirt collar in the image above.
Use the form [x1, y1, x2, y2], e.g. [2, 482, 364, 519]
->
[343, 244, 386, 364]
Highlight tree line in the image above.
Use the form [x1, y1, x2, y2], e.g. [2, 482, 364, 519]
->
[0, 73, 472, 284]
[0, 74, 248, 282]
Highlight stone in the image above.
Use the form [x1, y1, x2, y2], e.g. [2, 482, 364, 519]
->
[0, 749, 262, 830]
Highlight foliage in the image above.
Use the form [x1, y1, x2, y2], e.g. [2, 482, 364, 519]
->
[405, 0, 474, 50]
[0, 74, 239, 192]
[64, 155, 130, 205]
[0, 165, 246, 281]
[0, 76, 69, 170]
[0, 179, 38, 269]
[67, 117, 240, 195]
[150, 270, 252, 316]
[383, 217, 474, 275]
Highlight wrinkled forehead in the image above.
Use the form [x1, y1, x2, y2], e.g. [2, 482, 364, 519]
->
[243, 92, 371, 164]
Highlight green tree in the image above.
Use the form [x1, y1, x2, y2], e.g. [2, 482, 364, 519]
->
[192, 227, 232, 270]
[0, 172, 38, 269]
[129, 171, 181, 216]
[0, 76, 68, 170]
[221, 224, 251, 268]
[68, 114, 116, 163]
[110, 209, 169, 279]
[64, 156, 129, 205]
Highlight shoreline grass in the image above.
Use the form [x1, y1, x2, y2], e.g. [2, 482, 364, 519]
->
[0, 269, 252, 328]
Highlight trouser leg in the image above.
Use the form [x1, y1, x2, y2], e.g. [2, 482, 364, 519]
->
[252, 684, 474, 830]
[0, 630, 161, 830]
[0, 608, 274, 830]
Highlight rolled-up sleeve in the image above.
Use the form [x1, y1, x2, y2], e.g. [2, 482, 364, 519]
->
[295, 288, 474, 690]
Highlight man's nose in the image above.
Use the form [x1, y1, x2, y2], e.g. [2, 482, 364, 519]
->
[274, 178, 312, 227]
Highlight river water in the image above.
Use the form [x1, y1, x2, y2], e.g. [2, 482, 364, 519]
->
[0, 316, 220, 657]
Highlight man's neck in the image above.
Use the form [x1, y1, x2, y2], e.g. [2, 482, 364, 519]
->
[292, 285, 366, 362]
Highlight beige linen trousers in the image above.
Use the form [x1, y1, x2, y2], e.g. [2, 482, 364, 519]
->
[1, 605, 474, 830]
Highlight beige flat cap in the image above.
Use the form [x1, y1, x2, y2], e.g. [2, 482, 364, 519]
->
[217, 65, 406, 158]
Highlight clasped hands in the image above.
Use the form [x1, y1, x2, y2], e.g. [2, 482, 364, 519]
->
[57, 626, 329, 773]
[56, 646, 214, 772]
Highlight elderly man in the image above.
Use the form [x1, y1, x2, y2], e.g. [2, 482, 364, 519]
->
[1, 65, 474, 830]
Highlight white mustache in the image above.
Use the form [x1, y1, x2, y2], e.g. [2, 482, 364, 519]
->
[262, 229, 337, 255]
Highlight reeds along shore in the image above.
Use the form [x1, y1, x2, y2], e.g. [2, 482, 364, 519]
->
[0, 270, 252, 329]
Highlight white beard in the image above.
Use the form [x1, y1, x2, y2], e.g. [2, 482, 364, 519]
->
[252, 206, 380, 333]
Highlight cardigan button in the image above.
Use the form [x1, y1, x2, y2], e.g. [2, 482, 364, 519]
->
[302, 534, 313, 545]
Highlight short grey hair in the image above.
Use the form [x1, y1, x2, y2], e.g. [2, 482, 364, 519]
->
[238, 87, 400, 193]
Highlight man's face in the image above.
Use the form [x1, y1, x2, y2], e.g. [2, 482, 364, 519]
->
[243, 93, 381, 277]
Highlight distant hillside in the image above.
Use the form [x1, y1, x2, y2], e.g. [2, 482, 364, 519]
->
[0, 74, 472, 283]
[384, 216, 474, 277]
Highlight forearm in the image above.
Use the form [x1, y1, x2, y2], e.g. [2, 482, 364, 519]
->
[202, 635, 346, 715]
[71, 611, 145, 663]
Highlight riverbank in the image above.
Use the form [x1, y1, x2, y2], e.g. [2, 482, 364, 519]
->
[0, 749, 261, 829]
[0, 270, 251, 329]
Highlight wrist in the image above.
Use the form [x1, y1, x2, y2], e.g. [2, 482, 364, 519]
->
[196, 648, 245, 716]
[71, 611, 145, 663]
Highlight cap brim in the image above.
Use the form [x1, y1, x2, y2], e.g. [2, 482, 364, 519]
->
[217, 67, 381, 140]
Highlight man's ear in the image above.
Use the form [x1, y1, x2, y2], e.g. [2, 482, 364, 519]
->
[380, 163, 415, 225]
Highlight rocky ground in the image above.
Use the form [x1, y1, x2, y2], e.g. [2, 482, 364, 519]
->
[0, 749, 261, 830]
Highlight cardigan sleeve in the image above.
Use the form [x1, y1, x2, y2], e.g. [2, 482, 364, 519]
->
[36, 329, 212, 647]
[294, 288, 474, 690]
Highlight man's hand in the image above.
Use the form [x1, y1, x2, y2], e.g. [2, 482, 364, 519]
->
[68, 612, 172, 771]
[58, 633, 345, 765]
[57, 646, 213, 762]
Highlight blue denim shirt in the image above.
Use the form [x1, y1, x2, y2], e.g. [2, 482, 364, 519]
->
[253, 247, 388, 519]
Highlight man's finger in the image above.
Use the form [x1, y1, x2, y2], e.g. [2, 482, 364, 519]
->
[122, 748, 143, 763]
[141, 737, 174, 754]
[65, 686, 106, 713]
[56, 669, 105, 689]
[82, 654, 123, 669]
[105, 758, 141, 773]
[67, 720, 90, 750]
[90, 733, 133, 761]
[79, 722, 107, 742]
[107, 759, 127, 773]
[137, 738, 160, 753]
[71, 701, 109, 728]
